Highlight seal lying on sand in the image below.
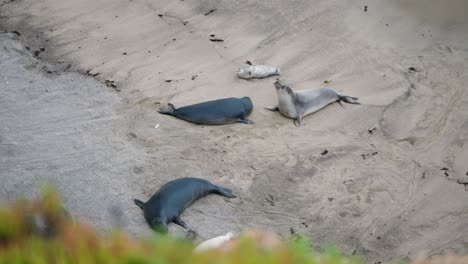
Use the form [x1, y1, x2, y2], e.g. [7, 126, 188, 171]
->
[237, 61, 280, 79]
[266, 80, 360, 127]
[158, 97, 254, 125]
[194, 232, 235, 252]
[133, 177, 236, 233]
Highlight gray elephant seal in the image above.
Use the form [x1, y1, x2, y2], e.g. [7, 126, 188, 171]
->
[133, 177, 236, 233]
[158, 97, 254, 125]
[266, 80, 359, 126]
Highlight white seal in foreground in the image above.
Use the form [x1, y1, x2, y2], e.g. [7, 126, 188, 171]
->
[194, 232, 235, 252]
[237, 61, 280, 79]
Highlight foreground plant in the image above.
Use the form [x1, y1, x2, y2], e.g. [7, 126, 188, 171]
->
[0, 187, 459, 264]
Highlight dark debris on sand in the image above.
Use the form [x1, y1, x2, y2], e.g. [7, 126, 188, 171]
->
[209, 34, 224, 42]
[105, 80, 120, 92]
[204, 9, 217, 16]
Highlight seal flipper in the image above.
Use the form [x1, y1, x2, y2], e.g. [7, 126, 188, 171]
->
[265, 106, 279, 111]
[173, 216, 188, 229]
[212, 186, 236, 198]
[133, 199, 145, 210]
[294, 116, 302, 127]
[239, 118, 254, 124]
[338, 95, 360, 105]
[157, 103, 176, 115]
[337, 100, 345, 109]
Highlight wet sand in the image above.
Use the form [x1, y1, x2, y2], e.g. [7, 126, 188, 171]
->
[1, 0, 468, 262]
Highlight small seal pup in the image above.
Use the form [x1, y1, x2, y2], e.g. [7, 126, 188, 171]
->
[266, 80, 360, 126]
[237, 61, 280, 79]
[133, 177, 236, 233]
[194, 232, 235, 252]
[158, 97, 254, 125]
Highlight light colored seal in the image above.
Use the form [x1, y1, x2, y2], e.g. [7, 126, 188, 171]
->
[266, 80, 360, 127]
[237, 61, 280, 79]
[194, 232, 235, 252]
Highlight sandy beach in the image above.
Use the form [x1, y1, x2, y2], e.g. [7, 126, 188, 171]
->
[1, 0, 467, 262]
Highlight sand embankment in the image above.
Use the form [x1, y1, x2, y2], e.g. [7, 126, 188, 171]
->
[1, 0, 467, 262]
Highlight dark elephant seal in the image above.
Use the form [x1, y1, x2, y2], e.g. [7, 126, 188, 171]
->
[133, 177, 236, 233]
[158, 97, 254, 125]
[266, 80, 360, 127]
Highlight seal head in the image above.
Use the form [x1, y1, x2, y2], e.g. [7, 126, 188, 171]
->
[151, 217, 168, 233]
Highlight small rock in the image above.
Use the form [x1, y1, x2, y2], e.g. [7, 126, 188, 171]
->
[165, 80, 172, 83]
[364, 5, 368, 12]
[321, 150, 328, 155]
[122, 52, 127, 55]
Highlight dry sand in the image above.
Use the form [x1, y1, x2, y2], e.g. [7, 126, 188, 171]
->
[1, 0, 468, 262]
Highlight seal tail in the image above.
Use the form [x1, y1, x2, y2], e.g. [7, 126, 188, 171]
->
[212, 186, 236, 198]
[338, 95, 360, 105]
[157, 103, 176, 115]
[133, 199, 145, 210]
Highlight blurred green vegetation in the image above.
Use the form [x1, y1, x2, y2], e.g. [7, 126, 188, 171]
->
[0, 186, 365, 264]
